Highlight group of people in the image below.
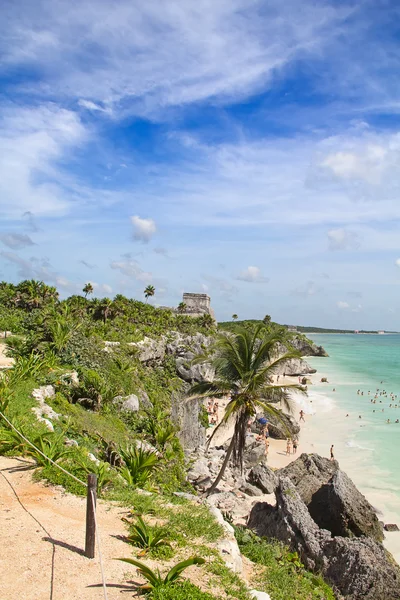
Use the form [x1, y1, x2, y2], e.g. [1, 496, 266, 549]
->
[286, 437, 298, 455]
[206, 398, 219, 426]
[356, 386, 400, 422]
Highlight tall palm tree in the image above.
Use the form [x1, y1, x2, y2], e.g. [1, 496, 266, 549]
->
[232, 314, 238, 321]
[83, 282, 94, 298]
[178, 302, 187, 313]
[144, 285, 155, 303]
[188, 324, 305, 495]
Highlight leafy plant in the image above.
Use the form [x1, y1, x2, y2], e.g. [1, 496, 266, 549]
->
[0, 417, 29, 454]
[127, 516, 170, 555]
[119, 445, 159, 487]
[27, 430, 72, 467]
[78, 458, 114, 494]
[116, 556, 205, 590]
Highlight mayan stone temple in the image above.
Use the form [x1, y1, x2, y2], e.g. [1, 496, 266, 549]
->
[182, 293, 215, 319]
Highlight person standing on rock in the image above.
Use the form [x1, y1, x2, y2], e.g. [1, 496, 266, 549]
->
[330, 444, 335, 461]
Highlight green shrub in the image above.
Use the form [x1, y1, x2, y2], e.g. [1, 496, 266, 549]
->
[116, 556, 205, 591]
[149, 580, 219, 600]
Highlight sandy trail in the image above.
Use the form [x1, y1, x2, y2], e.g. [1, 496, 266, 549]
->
[0, 342, 14, 369]
[0, 457, 132, 600]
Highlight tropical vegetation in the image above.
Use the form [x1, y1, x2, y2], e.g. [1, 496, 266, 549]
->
[188, 324, 305, 494]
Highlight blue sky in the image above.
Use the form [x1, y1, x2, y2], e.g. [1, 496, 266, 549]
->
[2, 0, 400, 328]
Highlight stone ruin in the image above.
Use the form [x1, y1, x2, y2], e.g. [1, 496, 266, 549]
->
[181, 293, 215, 319]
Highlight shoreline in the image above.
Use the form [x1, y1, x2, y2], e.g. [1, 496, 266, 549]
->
[273, 358, 400, 564]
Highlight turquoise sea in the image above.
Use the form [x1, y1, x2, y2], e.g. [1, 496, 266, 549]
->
[302, 334, 400, 562]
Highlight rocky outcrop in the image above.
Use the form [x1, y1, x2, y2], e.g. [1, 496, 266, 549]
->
[247, 462, 278, 494]
[248, 477, 400, 600]
[274, 357, 316, 376]
[279, 454, 383, 542]
[260, 410, 300, 440]
[290, 336, 329, 357]
[31, 385, 59, 431]
[171, 387, 206, 450]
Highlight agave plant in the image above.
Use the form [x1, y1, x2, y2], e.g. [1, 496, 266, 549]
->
[119, 445, 158, 487]
[0, 417, 28, 454]
[27, 430, 72, 467]
[78, 459, 114, 494]
[116, 556, 205, 590]
[127, 516, 170, 555]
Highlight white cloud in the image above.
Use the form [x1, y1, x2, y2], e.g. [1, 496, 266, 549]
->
[0, 104, 86, 218]
[327, 228, 360, 251]
[0, 1, 350, 116]
[78, 99, 111, 114]
[236, 266, 268, 283]
[337, 301, 350, 309]
[89, 281, 113, 295]
[130, 216, 156, 243]
[395, 259, 400, 267]
[110, 256, 152, 283]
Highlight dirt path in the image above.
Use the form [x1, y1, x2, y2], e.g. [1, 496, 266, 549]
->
[0, 342, 14, 369]
[0, 457, 133, 600]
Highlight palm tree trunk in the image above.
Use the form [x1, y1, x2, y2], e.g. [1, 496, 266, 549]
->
[205, 435, 235, 496]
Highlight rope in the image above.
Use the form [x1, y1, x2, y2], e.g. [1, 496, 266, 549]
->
[0, 410, 87, 487]
[0, 468, 56, 600]
[0, 408, 110, 599]
[91, 489, 109, 600]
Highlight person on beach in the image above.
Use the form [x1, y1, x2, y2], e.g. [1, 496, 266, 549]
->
[265, 437, 270, 458]
[330, 445, 335, 461]
[286, 438, 292, 455]
[299, 409, 305, 422]
[292, 438, 298, 454]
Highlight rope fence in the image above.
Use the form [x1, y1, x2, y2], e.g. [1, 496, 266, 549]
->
[0, 408, 109, 600]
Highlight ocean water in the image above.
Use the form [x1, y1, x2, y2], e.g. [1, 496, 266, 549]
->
[301, 334, 400, 562]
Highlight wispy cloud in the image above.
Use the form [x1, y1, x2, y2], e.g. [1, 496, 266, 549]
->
[327, 228, 360, 251]
[0, 233, 35, 250]
[110, 255, 152, 283]
[1, 1, 350, 117]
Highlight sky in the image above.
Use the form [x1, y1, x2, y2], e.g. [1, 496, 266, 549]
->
[1, 0, 400, 329]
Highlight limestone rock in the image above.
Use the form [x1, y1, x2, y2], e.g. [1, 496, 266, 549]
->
[171, 386, 206, 450]
[274, 357, 316, 377]
[121, 394, 140, 412]
[187, 458, 211, 483]
[262, 411, 300, 440]
[278, 453, 337, 504]
[248, 477, 329, 572]
[385, 524, 400, 532]
[244, 436, 266, 467]
[248, 475, 400, 600]
[239, 483, 263, 497]
[279, 454, 383, 542]
[248, 462, 278, 494]
[290, 336, 329, 357]
[31, 385, 60, 429]
[216, 538, 243, 573]
[324, 536, 400, 600]
[128, 336, 166, 363]
[249, 592, 271, 600]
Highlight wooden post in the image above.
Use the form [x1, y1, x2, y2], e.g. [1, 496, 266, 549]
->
[85, 473, 97, 559]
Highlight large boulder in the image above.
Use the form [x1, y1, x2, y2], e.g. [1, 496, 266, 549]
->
[243, 436, 266, 467]
[324, 536, 400, 600]
[248, 462, 278, 494]
[248, 477, 400, 600]
[279, 454, 383, 542]
[275, 357, 316, 376]
[262, 411, 300, 440]
[279, 453, 337, 504]
[128, 336, 166, 363]
[248, 477, 329, 571]
[290, 336, 329, 357]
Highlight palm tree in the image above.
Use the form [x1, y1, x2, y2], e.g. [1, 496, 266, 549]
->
[83, 282, 94, 298]
[232, 314, 238, 321]
[263, 314, 271, 326]
[188, 324, 305, 495]
[178, 302, 187, 313]
[144, 285, 155, 303]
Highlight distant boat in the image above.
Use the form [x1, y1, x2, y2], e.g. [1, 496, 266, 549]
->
[378, 330, 385, 335]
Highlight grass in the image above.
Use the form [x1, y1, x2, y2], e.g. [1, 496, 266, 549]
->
[149, 580, 220, 599]
[235, 527, 335, 600]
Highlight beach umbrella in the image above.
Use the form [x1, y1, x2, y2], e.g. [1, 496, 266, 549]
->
[258, 417, 268, 425]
